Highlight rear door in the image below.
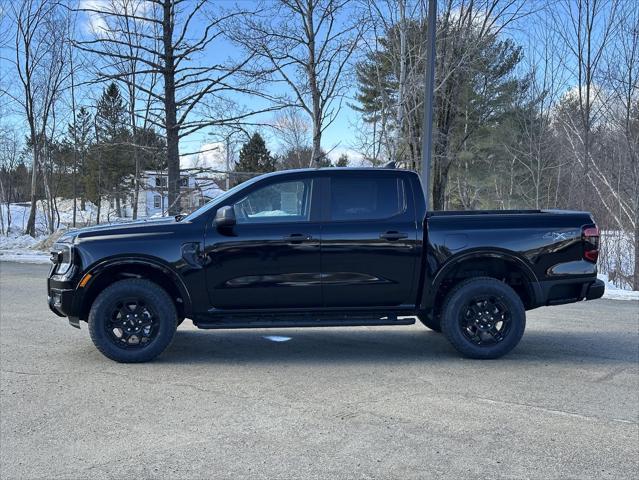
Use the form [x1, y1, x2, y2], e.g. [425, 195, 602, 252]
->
[320, 171, 420, 308]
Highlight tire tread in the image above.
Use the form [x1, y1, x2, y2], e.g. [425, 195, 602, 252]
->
[88, 278, 177, 363]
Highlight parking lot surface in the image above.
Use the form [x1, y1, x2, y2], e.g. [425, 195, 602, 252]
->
[1, 262, 638, 479]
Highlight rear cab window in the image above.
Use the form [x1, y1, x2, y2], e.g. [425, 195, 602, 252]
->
[329, 174, 409, 221]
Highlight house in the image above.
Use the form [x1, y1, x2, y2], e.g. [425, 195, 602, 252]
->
[135, 171, 225, 217]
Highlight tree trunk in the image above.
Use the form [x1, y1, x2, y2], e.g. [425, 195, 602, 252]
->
[394, 0, 407, 164]
[163, 0, 180, 215]
[132, 145, 140, 220]
[431, 158, 450, 211]
[634, 222, 639, 291]
[310, 121, 321, 167]
[305, 2, 322, 166]
[25, 140, 39, 237]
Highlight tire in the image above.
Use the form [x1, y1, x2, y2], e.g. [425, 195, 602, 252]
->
[88, 279, 178, 363]
[440, 277, 525, 359]
[417, 313, 442, 332]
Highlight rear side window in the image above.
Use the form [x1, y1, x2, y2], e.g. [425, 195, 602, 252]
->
[330, 176, 407, 221]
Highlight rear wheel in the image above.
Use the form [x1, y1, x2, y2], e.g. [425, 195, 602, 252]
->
[88, 279, 177, 363]
[440, 277, 525, 359]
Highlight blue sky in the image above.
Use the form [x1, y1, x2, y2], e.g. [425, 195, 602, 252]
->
[71, 0, 363, 162]
[1, 0, 610, 166]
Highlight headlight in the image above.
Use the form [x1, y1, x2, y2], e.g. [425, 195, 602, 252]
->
[51, 244, 73, 275]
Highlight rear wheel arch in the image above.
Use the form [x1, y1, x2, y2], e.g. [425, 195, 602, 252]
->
[421, 251, 540, 317]
[77, 259, 190, 322]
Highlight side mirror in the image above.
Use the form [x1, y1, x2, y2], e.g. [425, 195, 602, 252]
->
[214, 205, 236, 228]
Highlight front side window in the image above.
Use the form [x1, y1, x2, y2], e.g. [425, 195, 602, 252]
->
[233, 179, 312, 223]
[330, 176, 407, 221]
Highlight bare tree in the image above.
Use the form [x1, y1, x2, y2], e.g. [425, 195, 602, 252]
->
[0, 129, 22, 235]
[7, 0, 69, 236]
[76, 0, 276, 215]
[273, 108, 312, 168]
[230, 0, 364, 166]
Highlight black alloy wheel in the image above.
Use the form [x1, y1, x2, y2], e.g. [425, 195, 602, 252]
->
[105, 297, 159, 349]
[89, 279, 177, 363]
[440, 277, 526, 359]
[459, 295, 511, 346]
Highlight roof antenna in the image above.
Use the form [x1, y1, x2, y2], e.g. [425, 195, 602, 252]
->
[383, 161, 396, 169]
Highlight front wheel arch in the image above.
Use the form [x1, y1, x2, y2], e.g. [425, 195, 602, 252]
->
[77, 260, 188, 322]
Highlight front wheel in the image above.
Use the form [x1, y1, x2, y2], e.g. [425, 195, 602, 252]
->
[88, 279, 178, 363]
[440, 277, 525, 359]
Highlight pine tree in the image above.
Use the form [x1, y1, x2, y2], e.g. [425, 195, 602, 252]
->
[355, 19, 527, 209]
[336, 153, 349, 167]
[234, 133, 276, 182]
[67, 107, 93, 213]
[94, 83, 133, 216]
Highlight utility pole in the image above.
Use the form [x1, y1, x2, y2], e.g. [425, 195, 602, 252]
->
[420, 0, 437, 210]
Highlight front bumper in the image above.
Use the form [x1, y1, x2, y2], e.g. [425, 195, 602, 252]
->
[47, 271, 82, 328]
[48, 289, 81, 328]
[47, 288, 73, 317]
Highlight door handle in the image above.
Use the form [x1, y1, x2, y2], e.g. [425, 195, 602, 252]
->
[380, 231, 408, 241]
[283, 233, 312, 243]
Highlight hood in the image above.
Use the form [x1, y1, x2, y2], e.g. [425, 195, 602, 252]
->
[58, 217, 178, 244]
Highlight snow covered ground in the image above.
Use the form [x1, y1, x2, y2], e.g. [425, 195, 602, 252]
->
[597, 274, 639, 300]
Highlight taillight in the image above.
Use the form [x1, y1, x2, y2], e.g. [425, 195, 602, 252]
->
[582, 226, 599, 263]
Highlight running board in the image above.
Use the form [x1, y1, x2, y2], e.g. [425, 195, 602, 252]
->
[193, 316, 415, 330]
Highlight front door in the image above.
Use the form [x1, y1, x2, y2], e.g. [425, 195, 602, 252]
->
[320, 172, 419, 308]
[204, 176, 322, 310]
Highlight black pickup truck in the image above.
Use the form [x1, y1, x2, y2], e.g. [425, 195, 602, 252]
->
[48, 167, 604, 362]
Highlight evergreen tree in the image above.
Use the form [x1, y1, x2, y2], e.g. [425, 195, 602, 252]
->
[94, 82, 133, 216]
[278, 146, 332, 169]
[355, 19, 528, 209]
[336, 153, 349, 167]
[66, 107, 93, 212]
[234, 133, 276, 183]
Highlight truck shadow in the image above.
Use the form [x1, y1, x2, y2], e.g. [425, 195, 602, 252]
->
[156, 326, 635, 366]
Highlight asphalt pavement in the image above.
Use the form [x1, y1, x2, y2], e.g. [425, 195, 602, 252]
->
[1, 262, 638, 479]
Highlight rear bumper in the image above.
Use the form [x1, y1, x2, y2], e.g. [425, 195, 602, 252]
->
[585, 278, 605, 300]
[536, 277, 605, 306]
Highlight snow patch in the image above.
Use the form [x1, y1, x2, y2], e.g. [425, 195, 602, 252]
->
[0, 250, 50, 264]
[599, 274, 639, 301]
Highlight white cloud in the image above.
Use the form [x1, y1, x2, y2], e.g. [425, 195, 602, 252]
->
[181, 142, 227, 172]
[79, 0, 109, 35]
[79, 0, 155, 36]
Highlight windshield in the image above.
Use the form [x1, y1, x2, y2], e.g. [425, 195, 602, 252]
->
[182, 176, 263, 222]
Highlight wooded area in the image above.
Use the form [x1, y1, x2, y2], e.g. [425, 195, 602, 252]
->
[0, 0, 636, 290]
